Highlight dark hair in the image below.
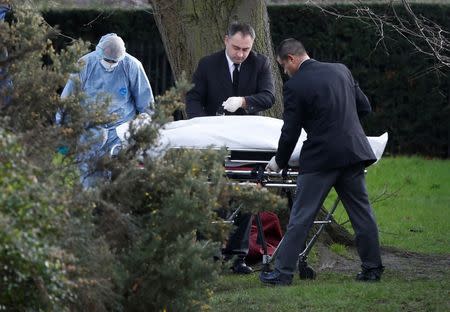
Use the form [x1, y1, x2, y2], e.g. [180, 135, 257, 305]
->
[227, 22, 256, 39]
[277, 38, 306, 59]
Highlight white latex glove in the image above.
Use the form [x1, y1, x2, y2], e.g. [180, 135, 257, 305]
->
[266, 156, 281, 173]
[131, 112, 152, 131]
[116, 120, 131, 143]
[222, 97, 244, 113]
[117, 113, 152, 144]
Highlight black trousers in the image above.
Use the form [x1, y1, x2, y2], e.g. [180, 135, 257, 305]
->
[275, 162, 383, 274]
[222, 212, 253, 261]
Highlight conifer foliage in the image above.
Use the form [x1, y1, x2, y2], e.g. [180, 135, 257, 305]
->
[0, 3, 286, 311]
[0, 3, 115, 310]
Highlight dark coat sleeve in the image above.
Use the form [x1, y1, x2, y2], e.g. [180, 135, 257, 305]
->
[355, 80, 371, 118]
[244, 56, 275, 114]
[275, 82, 304, 169]
[341, 64, 371, 119]
[185, 58, 207, 119]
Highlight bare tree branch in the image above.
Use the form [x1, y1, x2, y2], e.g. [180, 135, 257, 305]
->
[307, 0, 450, 69]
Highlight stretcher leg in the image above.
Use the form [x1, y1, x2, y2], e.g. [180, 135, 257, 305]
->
[298, 197, 340, 260]
[259, 196, 341, 279]
[297, 197, 340, 279]
[255, 213, 271, 272]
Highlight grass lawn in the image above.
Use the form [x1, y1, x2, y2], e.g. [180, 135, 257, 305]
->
[210, 157, 450, 311]
[327, 156, 450, 254]
[212, 272, 450, 312]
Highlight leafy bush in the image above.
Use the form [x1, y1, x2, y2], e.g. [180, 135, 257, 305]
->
[1, 4, 286, 311]
[0, 130, 73, 310]
[0, 4, 118, 311]
[94, 82, 287, 311]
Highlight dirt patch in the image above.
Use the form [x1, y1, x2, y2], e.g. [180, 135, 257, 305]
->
[314, 243, 450, 279]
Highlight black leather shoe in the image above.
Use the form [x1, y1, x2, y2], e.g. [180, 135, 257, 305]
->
[259, 270, 293, 286]
[232, 260, 253, 274]
[356, 266, 384, 282]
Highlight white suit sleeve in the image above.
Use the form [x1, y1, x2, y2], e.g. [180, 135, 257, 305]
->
[130, 61, 154, 114]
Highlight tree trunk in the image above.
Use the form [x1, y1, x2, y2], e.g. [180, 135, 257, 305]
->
[316, 207, 354, 246]
[150, 0, 283, 117]
[278, 192, 355, 247]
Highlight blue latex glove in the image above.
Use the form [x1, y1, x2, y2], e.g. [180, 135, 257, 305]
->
[0, 5, 10, 21]
[57, 146, 69, 156]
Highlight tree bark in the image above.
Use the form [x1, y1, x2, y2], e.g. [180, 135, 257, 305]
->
[150, 0, 283, 117]
[278, 192, 355, 247]
[316, 208, 354, 246]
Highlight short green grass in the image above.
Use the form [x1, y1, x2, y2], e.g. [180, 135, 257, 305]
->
[326, 156, 450, 254]
[329, 243, 350, 257]
[211, 157, 450, 311]
[211, 272, 450, 312]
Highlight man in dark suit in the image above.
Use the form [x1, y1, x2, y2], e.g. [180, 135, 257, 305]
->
[185, 22, 275, 117]
[186, 22, 275, 274]
[260, 38, 384, 285]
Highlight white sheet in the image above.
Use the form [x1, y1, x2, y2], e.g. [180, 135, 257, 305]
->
[157, 116, 388, 167]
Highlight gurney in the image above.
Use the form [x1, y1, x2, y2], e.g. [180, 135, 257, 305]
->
[158, 115, 387, 164]
[123, 115, 388, 276]
[157, 115, 387, 191]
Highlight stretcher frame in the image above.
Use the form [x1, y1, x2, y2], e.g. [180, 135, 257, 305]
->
[139, 116, 387, 276]
[224, 148, 341, 278]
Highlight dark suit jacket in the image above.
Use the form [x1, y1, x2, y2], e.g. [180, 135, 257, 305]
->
[185, 50, 275, 118]
[275, 59, 376, 173]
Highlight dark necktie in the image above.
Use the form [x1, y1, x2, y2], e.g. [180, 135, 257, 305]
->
[232, 63, 240, 96]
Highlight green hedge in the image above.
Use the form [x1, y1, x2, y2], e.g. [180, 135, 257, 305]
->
[269, 4, 450, 158]
[42, 5, 450, 157]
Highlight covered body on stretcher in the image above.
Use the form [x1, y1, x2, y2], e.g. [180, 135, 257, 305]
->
[154, 115, 388, 184]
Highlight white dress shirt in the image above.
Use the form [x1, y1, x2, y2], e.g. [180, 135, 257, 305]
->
[225, 51, 241, 82]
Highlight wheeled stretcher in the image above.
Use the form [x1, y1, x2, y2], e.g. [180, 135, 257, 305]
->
[158, 115, 388, 276]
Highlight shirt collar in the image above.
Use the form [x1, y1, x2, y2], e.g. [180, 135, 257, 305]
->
[225, 51, 240, 71]
[298, 57, 310, 70]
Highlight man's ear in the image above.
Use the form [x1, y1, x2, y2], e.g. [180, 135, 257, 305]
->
[224, 35, 229, 45]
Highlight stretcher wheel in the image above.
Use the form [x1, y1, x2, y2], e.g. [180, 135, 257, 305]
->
[298, 260, 316, 280]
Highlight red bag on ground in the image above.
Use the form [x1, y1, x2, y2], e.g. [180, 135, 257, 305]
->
[247, 211, 283, 263]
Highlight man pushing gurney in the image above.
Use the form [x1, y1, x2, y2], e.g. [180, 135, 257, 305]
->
[260, 38, 384, 285]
